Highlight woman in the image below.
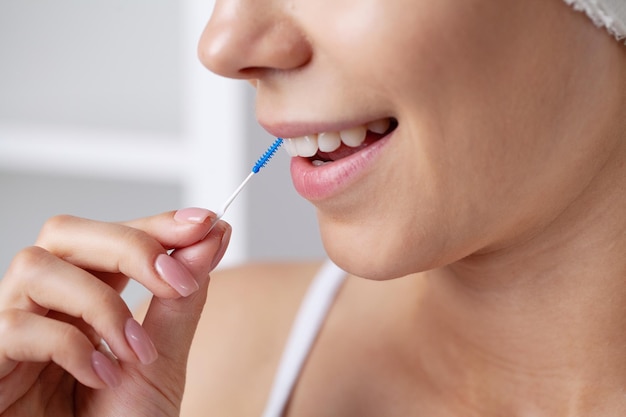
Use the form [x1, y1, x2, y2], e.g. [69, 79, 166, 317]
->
[1, 0, 624, 415]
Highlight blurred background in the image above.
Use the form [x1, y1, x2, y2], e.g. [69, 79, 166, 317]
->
[0, 0, 325, 307]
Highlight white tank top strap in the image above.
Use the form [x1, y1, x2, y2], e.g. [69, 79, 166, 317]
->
[261, 260, 347, 417]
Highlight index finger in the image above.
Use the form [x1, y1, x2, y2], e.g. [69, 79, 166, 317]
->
[35, 213, 205, 298]
[120, 207, 218, 249]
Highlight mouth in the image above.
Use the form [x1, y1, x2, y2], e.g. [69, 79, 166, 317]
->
[283, 117, 398, 165]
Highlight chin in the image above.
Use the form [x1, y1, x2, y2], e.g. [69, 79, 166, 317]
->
[317, 214, 445, 281]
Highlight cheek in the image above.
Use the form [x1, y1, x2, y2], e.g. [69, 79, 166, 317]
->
[299, 0, 593, 275]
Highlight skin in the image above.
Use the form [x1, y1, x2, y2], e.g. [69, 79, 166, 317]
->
[0, 211, 231, 416]
[201, 0, 625, 281]
[195, 0, 626, 415]
[0, 0, 625, 416]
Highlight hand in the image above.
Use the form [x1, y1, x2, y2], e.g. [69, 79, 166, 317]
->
[0, 208, 231, 417]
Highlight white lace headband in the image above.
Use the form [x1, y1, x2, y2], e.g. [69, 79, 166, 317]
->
[563, 0, 626, 41]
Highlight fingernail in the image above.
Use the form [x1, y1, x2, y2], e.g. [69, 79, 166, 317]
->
[210, 223, 232, 271]
[174, 207, 213, 224]
[91, 350, 122, 388]
[125, 318, 158, 365]
[155, 253, 199, 296]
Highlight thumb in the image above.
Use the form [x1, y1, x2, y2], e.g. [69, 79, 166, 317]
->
[141, 221, 231, 365]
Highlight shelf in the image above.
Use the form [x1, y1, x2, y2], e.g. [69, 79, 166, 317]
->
[0, 124, 183, 182]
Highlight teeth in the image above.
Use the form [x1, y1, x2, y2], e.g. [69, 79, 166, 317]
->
[366, 119, 390, 134]
[284, 138, 298, 157]
[284, 118, 392, 159]
[339, 126, 367, 147]
[294, 134, 318, 157]
[317, 132, 341, 152]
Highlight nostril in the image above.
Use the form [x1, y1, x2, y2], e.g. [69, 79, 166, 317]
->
[240, 67, 265, 78]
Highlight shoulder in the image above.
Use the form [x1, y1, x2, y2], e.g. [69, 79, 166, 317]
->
[181, 260, 325, 417]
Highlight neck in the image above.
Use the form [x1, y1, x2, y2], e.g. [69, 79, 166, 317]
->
[416, 142, 626, 416]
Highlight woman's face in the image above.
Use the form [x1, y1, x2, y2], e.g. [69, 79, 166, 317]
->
[199, 0, 623, 279]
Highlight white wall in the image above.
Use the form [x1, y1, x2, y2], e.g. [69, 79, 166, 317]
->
[0, 0, 324, 308]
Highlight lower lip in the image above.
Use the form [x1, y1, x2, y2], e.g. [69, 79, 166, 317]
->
[289, 131, 394, 201]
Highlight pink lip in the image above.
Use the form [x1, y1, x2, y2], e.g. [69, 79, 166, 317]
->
[289, 130, 395, 201]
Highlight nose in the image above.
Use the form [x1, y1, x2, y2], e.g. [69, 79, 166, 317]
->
[198, 1, 312, 80]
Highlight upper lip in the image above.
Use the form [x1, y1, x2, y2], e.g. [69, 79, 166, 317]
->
[258, 117, 393, 139]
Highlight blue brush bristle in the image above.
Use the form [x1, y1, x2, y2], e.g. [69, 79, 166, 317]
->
[252, 138, 283, 173]
[204, 137, 285, 234]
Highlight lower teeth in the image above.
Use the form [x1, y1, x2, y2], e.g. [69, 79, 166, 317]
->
[312, 160, 329, 166]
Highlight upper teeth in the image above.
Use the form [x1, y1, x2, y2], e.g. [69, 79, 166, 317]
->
[283, 118, 391, 158]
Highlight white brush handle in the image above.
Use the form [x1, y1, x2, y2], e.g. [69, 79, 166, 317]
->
[203, 171, 255, 237]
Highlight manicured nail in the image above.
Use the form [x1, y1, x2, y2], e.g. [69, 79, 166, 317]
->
[174, 207, 213, 224]
[91, 350, 122, 388]
[125, 318, 158, 365]
[155, 253, 199, 296]
[210, 223, 232, 271]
